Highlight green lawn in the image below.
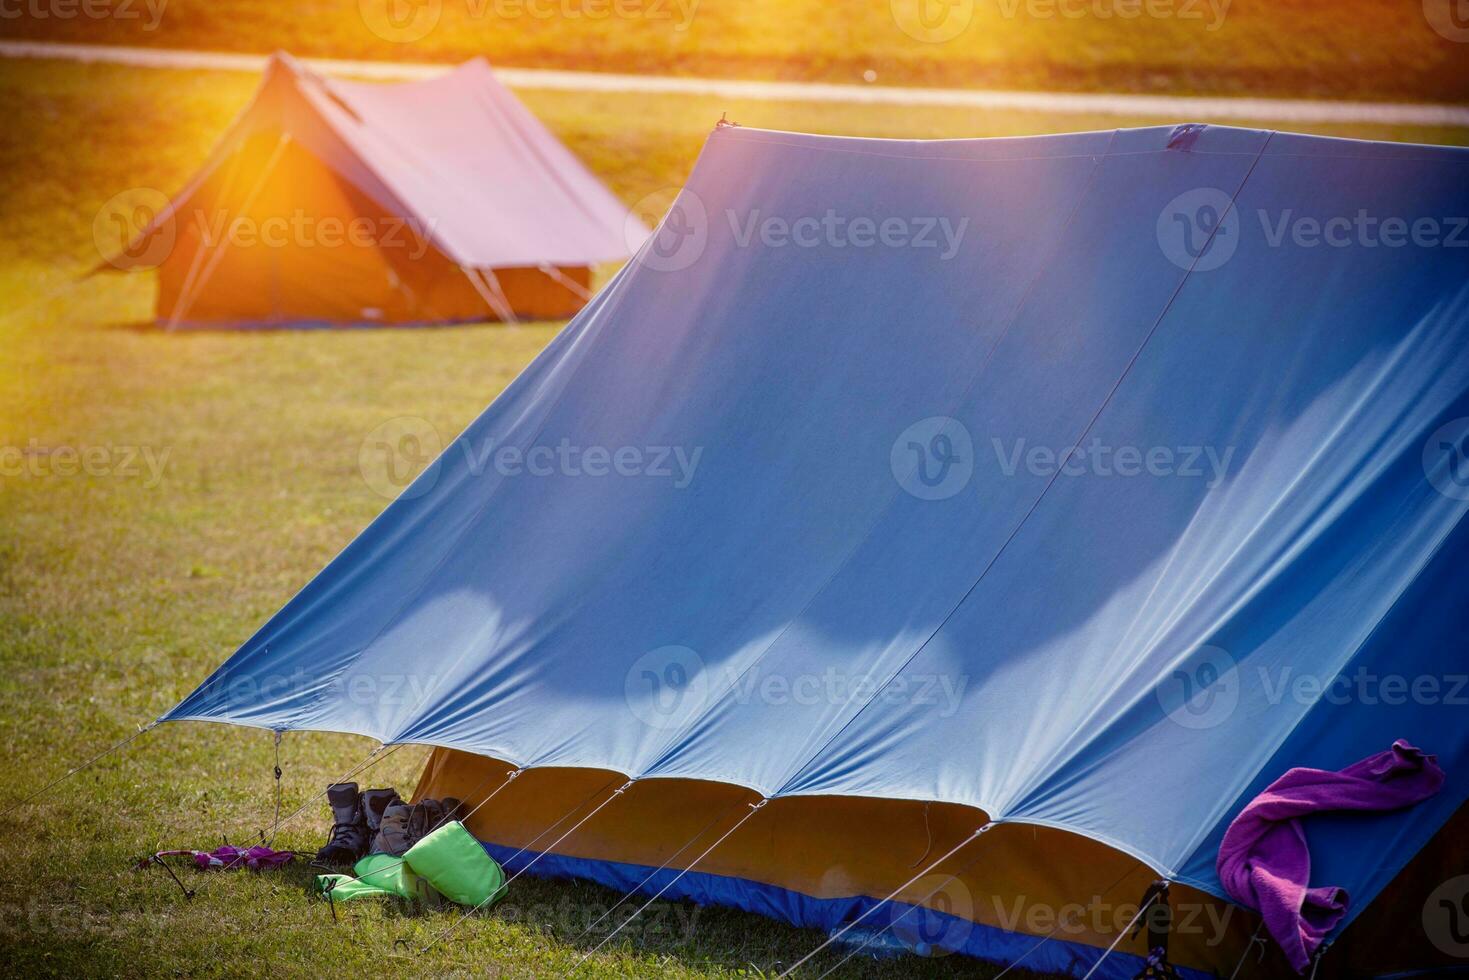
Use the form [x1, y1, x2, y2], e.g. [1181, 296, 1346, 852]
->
[1, 55, 1466, 977]
[5, 0, 1468, 103]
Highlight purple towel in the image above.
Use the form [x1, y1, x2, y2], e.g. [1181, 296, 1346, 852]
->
[1217, 740, 1444, 972]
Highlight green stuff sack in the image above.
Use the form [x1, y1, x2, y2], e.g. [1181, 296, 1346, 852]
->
[314, 852, 439, 903]
[401, 820, 507, 908]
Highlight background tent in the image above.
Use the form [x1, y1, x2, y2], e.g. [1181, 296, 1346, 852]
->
[109, 52, 645, 328]
[165, 123, 1469, 977]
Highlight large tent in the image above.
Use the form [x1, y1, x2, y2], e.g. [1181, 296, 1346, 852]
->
[111, 53, 644, 327]
[166, 123, 1469, 977]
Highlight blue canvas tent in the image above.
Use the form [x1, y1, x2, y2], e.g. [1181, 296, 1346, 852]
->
[166, 123, 1469, 977]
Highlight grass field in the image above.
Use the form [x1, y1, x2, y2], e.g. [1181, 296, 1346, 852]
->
[5, 0, 1469, 103]
[2, 53, 1468, 977]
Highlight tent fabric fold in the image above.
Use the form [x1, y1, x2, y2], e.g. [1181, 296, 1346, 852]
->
[166, 122, 1469, 944]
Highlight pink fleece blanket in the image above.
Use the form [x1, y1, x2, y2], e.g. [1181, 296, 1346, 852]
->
[1216, 740, 1444, 972]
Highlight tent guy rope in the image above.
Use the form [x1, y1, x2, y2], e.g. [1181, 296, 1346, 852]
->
[776, 821, 1000, 977]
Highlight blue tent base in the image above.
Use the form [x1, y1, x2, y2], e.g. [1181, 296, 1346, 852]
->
[482, 838, 1216, 980]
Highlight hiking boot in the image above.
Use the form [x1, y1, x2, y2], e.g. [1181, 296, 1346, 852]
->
[442, 797, 465, 825]
[374, 801, 414, 856]
[315, 782, 368, 865]
[408, 798, 446, 842]
[361, 788, 401, 843]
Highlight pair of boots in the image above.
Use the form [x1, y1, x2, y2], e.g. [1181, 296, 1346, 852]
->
[315, 782, 466, 865]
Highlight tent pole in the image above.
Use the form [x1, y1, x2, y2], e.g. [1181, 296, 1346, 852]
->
[776, 820, 1000, 978]
[537, 262, 594, 302]
[461, 266, 518, 324]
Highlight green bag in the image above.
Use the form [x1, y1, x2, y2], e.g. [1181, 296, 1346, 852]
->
[313, 821, 504, 909]
[400, 820, 507, 908]
[314, 853, 438, 903]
